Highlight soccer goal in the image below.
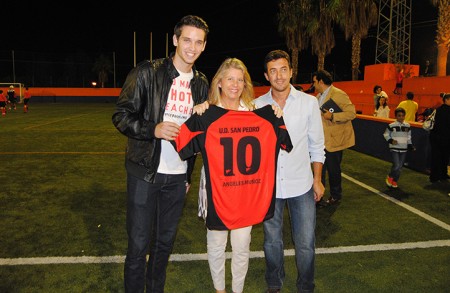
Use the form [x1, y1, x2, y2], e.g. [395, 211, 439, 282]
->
[0, 83, 25, 102]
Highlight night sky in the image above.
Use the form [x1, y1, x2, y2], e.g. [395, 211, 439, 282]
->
[4, 0, 438, 85]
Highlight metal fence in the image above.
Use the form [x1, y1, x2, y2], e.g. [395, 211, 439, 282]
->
[0, 50, 133, 88]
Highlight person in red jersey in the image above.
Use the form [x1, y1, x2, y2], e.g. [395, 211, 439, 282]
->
[23, 87, 31, 113]
[0, 90, 7, 116]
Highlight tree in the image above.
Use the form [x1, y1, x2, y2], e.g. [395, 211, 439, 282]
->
[430, 0, 450, 76]
[277, 0, 312, 83]
[309, 0, 340, 72]
[339, 0, 378, 80]
[92, 54, 113, 88]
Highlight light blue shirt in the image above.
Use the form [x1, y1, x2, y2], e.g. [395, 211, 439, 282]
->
[318, 85, 331, 106]
[254, 85, 325, 198]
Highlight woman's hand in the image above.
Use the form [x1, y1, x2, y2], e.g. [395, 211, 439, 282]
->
[193, 101, 209, 116]
[271, 104, 283, 118]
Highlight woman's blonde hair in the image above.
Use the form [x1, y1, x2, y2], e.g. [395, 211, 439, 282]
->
[208, 58, 255, 110]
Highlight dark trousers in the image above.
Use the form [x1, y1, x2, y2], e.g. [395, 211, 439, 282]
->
[429, 137, 450, 182]
[321, 150, 343, 200]
[124, 173, 187, 293]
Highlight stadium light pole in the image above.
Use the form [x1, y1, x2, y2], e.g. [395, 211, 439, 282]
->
[12, 50, 16, 83]
[113, 51, 116, 88]
[150, 32, 153, 61]
[166, 33, 168, 57]
[133, 31, 136, 67]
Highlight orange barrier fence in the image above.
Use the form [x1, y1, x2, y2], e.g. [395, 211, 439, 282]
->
[0, 87, 121, 98]
[2, 63, 449, 115]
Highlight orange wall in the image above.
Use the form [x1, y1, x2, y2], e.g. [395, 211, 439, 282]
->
[0, 87, 121, 97]
[254, 76, 448, 119]
[3, 64, 448, 118]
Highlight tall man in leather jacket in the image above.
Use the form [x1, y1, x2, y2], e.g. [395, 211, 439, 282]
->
[112, 15, 209, 293]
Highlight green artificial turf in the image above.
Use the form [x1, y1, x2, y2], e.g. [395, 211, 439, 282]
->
[0, 103, 448, 292]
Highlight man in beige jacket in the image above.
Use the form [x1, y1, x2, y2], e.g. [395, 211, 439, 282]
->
[312, 70, 356, 206]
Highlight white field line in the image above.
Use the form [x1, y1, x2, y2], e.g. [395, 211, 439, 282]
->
[1, 173, 449, 266]
[342, 173, 450, 232]
[1, 240, 449, 266]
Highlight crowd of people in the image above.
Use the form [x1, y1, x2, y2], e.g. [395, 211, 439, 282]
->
[372, 84, 449, 187]
[0, 85, 32, 116]
[111, 14, 448, 293]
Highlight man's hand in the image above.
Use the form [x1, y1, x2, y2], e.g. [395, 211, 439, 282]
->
[185, 183, 191, 194]
[154, 121, 180, 141]
[323, 109, 333, 121]
[313, 180, 325, 202]
[193, 101, 209, 116]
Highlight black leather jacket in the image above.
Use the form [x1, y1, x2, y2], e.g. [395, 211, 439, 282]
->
[112, 54, 209, 183]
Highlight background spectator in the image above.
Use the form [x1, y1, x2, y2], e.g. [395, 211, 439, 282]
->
[0, 90, 7, 116]
[373, 85, 388, 110]
[393, 68, 404, 95]
[428, 93, 450, 183]
[7, 85, 16, 111]
[397, 91, 418, 122]
[422, 60, 434, 77]
[383, 107, 415, 188]
[313, 69, 356, 206]
[23, 87, 31, 113]
[374, 96, 390, 118]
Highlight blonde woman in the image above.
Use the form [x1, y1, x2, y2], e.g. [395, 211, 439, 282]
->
[198, 57, 281, 293]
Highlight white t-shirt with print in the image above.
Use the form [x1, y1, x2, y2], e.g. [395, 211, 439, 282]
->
[157, 70, 194, 174]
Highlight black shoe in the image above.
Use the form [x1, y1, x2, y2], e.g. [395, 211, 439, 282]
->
[266, 289, 280, 293]
[326, 197, 340, 205]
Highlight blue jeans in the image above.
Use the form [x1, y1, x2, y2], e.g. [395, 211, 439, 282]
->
[124, 173, 187, 293]
[263, 187, 316, 293]
[388, 151, 407, 182]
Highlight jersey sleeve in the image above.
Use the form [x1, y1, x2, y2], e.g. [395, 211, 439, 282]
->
[254, 105, 293, 153]
[170, 113, 205, 160]
[171, 106, 228, 160]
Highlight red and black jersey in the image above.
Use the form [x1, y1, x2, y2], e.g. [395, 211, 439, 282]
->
[171, 105, 293, 230]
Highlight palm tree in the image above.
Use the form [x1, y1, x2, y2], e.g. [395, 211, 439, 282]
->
[92, 54, 113, 88]
[430, 0, 450, 76]
[339, 0, 378, 80]
[277, 0, 312, 83]
[309, 0, 339, 72]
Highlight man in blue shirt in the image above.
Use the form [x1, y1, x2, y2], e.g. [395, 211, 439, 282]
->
[254, 50, 325, 293]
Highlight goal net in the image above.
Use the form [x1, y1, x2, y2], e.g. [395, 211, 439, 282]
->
[0, 83, 25, 103]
